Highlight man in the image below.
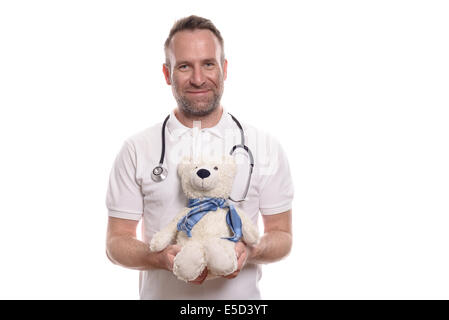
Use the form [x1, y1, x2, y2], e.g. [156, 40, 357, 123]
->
[105, 15, 294, 299]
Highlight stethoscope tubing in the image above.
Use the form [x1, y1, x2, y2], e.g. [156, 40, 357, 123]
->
[151, 112, 254, 202]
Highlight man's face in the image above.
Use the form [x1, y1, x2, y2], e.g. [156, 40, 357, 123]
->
[164, 29, 227, 117]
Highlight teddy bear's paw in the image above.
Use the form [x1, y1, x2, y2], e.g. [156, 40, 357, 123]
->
[173, 242, 206, 282]
[204, 239, 238, 276]
[149, 231, 172, 252]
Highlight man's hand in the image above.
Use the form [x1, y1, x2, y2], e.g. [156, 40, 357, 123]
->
[189, 267, 208, 285]
[224, 241, 250, 279]
[157, 244, 181, 271]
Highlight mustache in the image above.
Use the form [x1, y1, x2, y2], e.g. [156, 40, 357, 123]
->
[184, 85, 213, 91]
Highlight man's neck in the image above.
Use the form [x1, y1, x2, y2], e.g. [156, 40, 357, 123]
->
[174, 106, 223, 129]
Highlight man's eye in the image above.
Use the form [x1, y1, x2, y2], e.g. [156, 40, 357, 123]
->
[178, 65, 188, 70]
[205, 63, 214, 67]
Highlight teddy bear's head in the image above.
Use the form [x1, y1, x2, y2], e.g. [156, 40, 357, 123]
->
[177, 156, 237, 199]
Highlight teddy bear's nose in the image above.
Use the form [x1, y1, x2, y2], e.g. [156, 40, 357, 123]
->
[196, 169, 211, 179]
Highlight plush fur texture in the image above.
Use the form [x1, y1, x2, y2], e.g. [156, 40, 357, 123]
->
[149, 155, 259, 282]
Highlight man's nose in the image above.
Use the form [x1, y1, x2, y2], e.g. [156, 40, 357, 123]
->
[190, 66, 206, 87]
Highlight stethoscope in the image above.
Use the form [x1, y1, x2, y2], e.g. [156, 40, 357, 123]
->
[151, 113, 254, 202]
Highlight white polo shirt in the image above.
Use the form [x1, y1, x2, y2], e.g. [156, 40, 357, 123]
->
[106, 107, 294, 300]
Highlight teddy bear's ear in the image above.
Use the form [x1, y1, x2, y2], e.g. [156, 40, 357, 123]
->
[177, 156, 192, 177]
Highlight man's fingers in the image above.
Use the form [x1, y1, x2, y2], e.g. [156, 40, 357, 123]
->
[189, 267, 208, 285]
[169, 244, 182, 254]
[161, 245, 182, 271]
[224, 271, 238, 279]
[237, 246, 248, 266]
[198, 267, 208, 280]
[235, 242, 248, 261]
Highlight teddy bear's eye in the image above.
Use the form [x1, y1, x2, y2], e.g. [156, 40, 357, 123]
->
[194, 166, 198, 169]
[213, 166, 218, 170]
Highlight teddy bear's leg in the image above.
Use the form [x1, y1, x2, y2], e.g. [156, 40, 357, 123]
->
[204, 238, 238, 277]
[173, 241, 206, 282]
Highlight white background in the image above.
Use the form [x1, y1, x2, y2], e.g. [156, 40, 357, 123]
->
[0, 0, 448, 299]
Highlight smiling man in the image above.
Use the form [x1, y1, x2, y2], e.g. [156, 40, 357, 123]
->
[164, 27, 226, 117]
[105, 15, 294, 300]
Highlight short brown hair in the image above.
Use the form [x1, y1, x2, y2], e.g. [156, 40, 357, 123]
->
[164, 15, 225, 66]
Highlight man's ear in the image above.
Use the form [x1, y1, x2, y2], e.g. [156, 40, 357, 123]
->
[223, 59, 228, 81]
[162, 63, 172, 85]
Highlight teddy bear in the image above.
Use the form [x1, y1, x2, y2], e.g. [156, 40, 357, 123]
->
[149, 155, 259, 282]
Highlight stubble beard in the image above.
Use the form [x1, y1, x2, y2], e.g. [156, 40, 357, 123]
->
[172, 80, 224, 117]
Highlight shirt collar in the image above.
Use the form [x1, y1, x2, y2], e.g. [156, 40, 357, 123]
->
[166, 107, 231, 140]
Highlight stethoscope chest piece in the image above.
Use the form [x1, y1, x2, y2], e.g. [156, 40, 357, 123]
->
[151, 165, 168, 182]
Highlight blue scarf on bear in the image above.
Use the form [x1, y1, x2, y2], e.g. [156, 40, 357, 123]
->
[177, 197, 242, 242]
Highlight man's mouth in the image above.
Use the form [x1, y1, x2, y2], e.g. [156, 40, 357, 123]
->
[186, 89, 210, 95]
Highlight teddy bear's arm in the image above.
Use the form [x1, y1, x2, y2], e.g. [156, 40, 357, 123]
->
[235, 208, 260, 246]
[149, 208, 190, 252]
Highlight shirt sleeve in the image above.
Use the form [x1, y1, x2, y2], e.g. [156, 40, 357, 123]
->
[258, 137, 294, 215]
[105, 140, 143, 221]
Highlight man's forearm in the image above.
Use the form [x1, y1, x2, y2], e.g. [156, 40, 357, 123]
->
[248, 230, 292, 264]
[106, 235, 162, 271]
